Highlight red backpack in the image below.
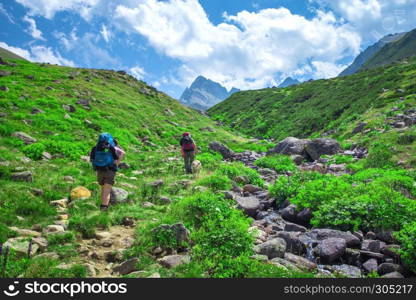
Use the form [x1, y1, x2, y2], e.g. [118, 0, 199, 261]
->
[181, 136, 195, 151]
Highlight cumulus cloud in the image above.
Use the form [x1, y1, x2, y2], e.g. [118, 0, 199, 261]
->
[0, 3, 16, 24]
[23, 15, 45, 40]
[15, 0, 103, 20]
[129, 66, 146, 80]
[0, 41, 75, 66]
[312, 0, 416, 42]
[114, 0, 361, 89]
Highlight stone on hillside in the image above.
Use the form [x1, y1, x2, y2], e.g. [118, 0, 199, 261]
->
[62, 104, 76, 112]
[142, 202, 154, 208]
[200, 126, 215, 132]
[158, 254, 190, 269]
[305, 138, 341, 161]
[63, 176, 74, 183]
[158, 196, 172, 204]
[0, 85, 9, 92]
[268, 137, 309, 156]
[296, 208, 312, 225]
[209, 142, 234, 159]
[110, 187, 129, 204]
[284, 222, 307, 233]
[152, 223, 190, 245]
[363, 258, 378, 273]
[361, 239, 383, 253]
[121, 217, 135, 227]
[70, 186, 91, 201]
[270, 257, 301, 272]
[43, 225, 65, 235]
[275, 231, 306, 254]
[41, 152, 52, 160]
[11, 171, 33, 182]
[4, 237, 39, 257]
[254, 238, 286, 259]
[280, 204, 298, 223]
[378, 263, 403, 276]
[147, 273, 161, 278]
[243, 184, 262, 194]
[12, 132, 37, 144]
[291, 155, 304, 165]
[234, 176, 249, 184]
[50, 199, 68, 208]
[284, 253, 317, 271]
[235, 196, 260, 217]
[375, 231, 395, 243]
[352, 122, 367, 134]
[319, 238, 346, 263]
[311, 229, 361, 247]
[380, 245, 401, 259]
[365, 231, 376, 240]
[9, 227, 41, 237]
[95, 232, 111, 240]
[0, 70, 11, 77]
[330, 264, 362, 278]
[381, 272, 404, 278]
[147, 179, 164, 188]
[118, 162, 130, 169]
[31, 107, 44, 115]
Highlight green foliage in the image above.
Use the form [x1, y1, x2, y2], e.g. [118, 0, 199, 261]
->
[69, 214, 111, 238]
[22, 143, 46, 160]
[196, 174, 232, 191]
[395, 222, 416, 273]
[0, 223, 16, 244]
[254, 154, 297, 173]
[47, 231, 75, 246]
[365, 143, 394, 168]
[216, 162, 264, 187]
[197, 152, 222, 170]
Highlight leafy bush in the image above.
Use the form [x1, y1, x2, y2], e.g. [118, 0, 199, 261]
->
[398, 133, 416, 145]
[196, 174, 232, 191]
[365, 143, 394, 168]
[47, 232, 75, 246]
[254, 154, 297, 173]
[216, 162, 264, 187]
[395, 222, 416, 273]
[22, 143, 46, 160]
[197, 152, 222, 170]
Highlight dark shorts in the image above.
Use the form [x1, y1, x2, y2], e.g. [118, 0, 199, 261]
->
[97, 169, 116, 185]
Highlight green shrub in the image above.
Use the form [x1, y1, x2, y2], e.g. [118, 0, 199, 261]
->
[365, 143, 394, 168]
[395, 222, 416, 273]
[47, 231, 75, 246]
[69, 214, 111, 238]
[398, 133, 416, 145]
[197, 152, 222, 170]
[254, 154, 297, 173]
[22, 143, 46, 160]
[216, 162, 264, 187]
[196, 174, 232, 191]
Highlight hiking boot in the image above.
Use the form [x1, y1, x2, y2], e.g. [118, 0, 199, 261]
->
[100, 204, 109, 211]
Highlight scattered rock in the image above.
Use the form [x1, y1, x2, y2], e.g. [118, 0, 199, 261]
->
[362, 258, 378, 273]
[0, 86, 9, 92]
[35, 252, 59, 260]
[110, 187, 129, 204]
[361, 240, 383, 253]
[235, 196, 260, 217]
[305, 138, 341, 161]
[121, 217, 135, 227]
[11, 171, 33, 182]
[12, 132, 37, 144]
[291, 155, 304, 165]
[70, 186, 91, 201]
[50, 199, 68, 208]
[4, 237, 39, 257]
[209, 142, 234, 160]
[0, 70, 12, 77]
[147, 179, 164, 188]
[113, 258, 139, 275]
[319, 238, 347, 263]
[8, 227, 41, 237]
[311, 229, 361, 247]
[142, 202, 155, 208]
[280, 204, 298, 223]
[381, 272, 404, 278]
[380, 245, 401, 259]
[330, 264, 362, 278]
[243, 184, 262, 194]
[152, 223, 190, 246]
[284, 222, 307, 233]
[42, 152, 52, 160]
[62, 104, 76, 113]
[158, 254, 190, 268]
[95, 232, 111, 240]
[43, 225, 65, 235]
[377, 263, 403, 276]
[284, 252, 317, 271]
[352, 122, 367, 134]
[254, 238, 286, 259]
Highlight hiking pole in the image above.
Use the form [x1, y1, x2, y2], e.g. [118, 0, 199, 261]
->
[28, 239, 33, 259]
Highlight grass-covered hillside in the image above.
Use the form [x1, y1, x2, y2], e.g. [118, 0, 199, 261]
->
[0, 58, 294, 278]
[0, 47, 27, 61]
[208, 55, 416, 166]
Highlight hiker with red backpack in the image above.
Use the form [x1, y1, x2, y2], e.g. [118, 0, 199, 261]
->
[90, 133, 120, 211]
[180, 132, 197, 174]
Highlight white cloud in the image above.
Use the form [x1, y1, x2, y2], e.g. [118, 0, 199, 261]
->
[23, 15, 45, 40]
[15, 0, 103, 20]
[100, 24, 111, 43]
[0, 3, 16, 24]
[311, 61, 348, 79]
[114, 0, 361, 90]
[0, 41, 75, 66]
[312, 0, 416, 42]
[129, 66, 146, 80]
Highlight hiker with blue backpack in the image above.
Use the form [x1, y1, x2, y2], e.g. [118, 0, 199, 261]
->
[90, 133, 121, 211]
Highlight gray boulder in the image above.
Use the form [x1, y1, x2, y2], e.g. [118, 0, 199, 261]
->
[209, 142, 234, 159]
[12, 132, 37, 144]
[311, 229, 361, 247]
[11, 171, 33, 182]
[254, 238, 286, 259]
[4, 237, 39, 257]
[381, 272, 404, 278]
[110, 187, 129, 204]
[378, 263, 403, 276]
[113, 258, 139, 275]
[235, 196, 260, 217]
[268, 137, 308, 156]
[330, 264, 362, 278]
[319, 238, 347, 263]
[363, 258, 378, 273]
[158, 254, 190, 268]
[275, 231, 306, 255]
[284, 252, 317, 271]
[280, 204, 298, 223]
[305, 138, 341, 161]
[361, 239, 384, 253]
[152, 223, 190, 246]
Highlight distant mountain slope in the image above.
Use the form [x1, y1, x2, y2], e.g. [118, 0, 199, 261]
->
[0, 46, 27, 60]
[180, 76, 239, 110]
[278, 77, 300, 88]
[359, 28, 416, 71]
[339, 32, 405, 76]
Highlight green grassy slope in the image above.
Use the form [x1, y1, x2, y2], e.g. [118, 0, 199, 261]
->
[0, 58, 296, 278]
[0, 46, 27, 60]
[208, 56, 416, 165]
[360, 29, 416, 71]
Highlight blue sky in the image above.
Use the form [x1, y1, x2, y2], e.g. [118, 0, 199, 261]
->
[1, 0, 416, 99]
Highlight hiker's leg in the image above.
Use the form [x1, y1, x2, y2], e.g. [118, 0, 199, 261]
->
[185, 152, 192, 173]
[101, 184, 112, 206]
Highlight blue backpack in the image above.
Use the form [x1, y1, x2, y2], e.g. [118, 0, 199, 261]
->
[93, 133, 116, 169]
